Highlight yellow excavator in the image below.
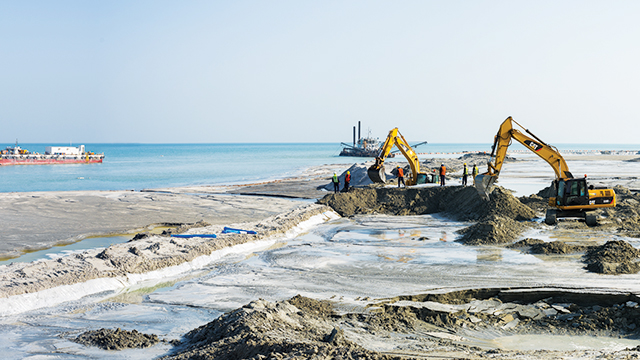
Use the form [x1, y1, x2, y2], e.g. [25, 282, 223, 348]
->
[367, 127, 428, 186]
[475, 116, 616, 226]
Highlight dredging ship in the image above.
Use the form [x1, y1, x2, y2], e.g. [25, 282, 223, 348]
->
[339, 121, 386, 157]
[0, 142, 104, 165]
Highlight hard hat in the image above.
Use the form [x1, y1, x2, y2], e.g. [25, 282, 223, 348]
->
[347, 171, 350, 174]
[441, 163, 444, 166]
[464, 163, 466, 165]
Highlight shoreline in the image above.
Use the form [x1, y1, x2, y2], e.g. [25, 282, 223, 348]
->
[0, 204, 339, 314]
[2, 153, 639, 260]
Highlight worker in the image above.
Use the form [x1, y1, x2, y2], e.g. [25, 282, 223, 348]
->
[344, 171, 351, 191]
[332, 173, 340, 193]
[439, 163, 446, 186]
[397, 166, 405, 188]
[472, 164, 479, 181]
[462, 163, 468, 186]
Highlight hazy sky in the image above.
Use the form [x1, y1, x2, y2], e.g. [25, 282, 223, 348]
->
[1, 1, 639, 144]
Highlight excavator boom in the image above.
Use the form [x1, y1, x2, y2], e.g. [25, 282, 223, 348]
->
[475, 116, 572, 199]
[367, 128, 426, 186]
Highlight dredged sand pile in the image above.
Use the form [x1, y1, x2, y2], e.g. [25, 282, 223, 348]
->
[0, 190, 305, 260]
[0, 204, 336, 302]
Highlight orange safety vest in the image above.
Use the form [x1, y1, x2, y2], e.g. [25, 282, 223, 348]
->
[440, 166, 446, 176]
[345, 173, 351, 182]
[397, 168, 404, 177]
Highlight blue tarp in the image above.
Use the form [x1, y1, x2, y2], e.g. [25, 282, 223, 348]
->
[170, 234, 217, 238]
[221, 227, 257, 235]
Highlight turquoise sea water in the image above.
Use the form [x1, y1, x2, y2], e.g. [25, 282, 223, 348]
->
[1, 143, 638, 193]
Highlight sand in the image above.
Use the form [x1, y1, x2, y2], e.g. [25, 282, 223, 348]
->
[4, 154, 640, 359]
[0, 190, 305, 260]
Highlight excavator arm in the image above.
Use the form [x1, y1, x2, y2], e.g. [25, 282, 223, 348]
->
[368, 128, 423, 186]
[475, 116, 573, 199]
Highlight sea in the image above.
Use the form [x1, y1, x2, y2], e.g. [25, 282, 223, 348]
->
[1, 142, 639, 193]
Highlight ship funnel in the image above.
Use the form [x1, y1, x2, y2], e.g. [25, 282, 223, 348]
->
[353, 126, 356, 146]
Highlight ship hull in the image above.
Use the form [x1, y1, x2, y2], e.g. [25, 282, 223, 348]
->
[0, 158, 104, 166]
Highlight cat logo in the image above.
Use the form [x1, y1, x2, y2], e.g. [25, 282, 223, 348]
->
[524, 140, 543, 152]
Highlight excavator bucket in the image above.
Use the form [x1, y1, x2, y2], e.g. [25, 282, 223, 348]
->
[367, 165, 386, 183]
[474, 173, 497, 201]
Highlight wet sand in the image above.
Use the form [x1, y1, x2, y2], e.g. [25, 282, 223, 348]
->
[3, 155, 640, 359]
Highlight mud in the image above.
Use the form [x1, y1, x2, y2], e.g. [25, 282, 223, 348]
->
[162, 297, 402, 360]
[319, 185, 535, 244]
[522, 185, 640, 238]
[73, 328, 160, 350]
[379, 287, 640, 338]
[529, 241, 587, 255]
[584, 240, 640, 275]
[158, 290, 640, 359]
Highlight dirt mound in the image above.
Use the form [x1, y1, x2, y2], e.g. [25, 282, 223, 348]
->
[518, 193, 550, 214]
[73, 328, 160, 350]
[288, 294, 335, 318]
[507, 238, 545, 248]
[163, 297, 403, 360]
[318, 186, 533, 221]
[535, 184, 556, 198]
[381, 287, 640, 338]
[319, 186, 535, 245]
[456, 215, 529, 245]
[321, 163, 394, 191]
[530, 241, 587, 255]
[584, 240, 640, 275]
[507, 239, 587, 255]
[166, 290, 640, 359]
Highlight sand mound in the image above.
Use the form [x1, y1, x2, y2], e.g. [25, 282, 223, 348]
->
[319, 186, 535, 245]
[160, 290, 640, 359]
[507, 238, 545, 248]
[162, 296, 400, 360]
[73, 328, 160, 350]
[318, 186, 533, 221]
[530, 241, 587, 255]
[321, 163, 394, 191]
[584, 240, 640, 275]
[507, 239, 587, 255]
[456, 215, 529, 245]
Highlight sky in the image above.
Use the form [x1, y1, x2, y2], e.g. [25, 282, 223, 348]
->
[1, 1, 639, 144]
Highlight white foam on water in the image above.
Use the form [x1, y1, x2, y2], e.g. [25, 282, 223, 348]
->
[0, 210, 340, 317]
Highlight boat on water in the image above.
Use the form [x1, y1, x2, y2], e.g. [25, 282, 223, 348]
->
[0, 142, 104, 166]
[339, 121, 390, 157]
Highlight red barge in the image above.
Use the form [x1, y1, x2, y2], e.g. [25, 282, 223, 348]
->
[0, 143, 104, 165]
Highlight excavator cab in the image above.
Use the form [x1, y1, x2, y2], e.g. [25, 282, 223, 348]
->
[554, 178, 589, 207]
